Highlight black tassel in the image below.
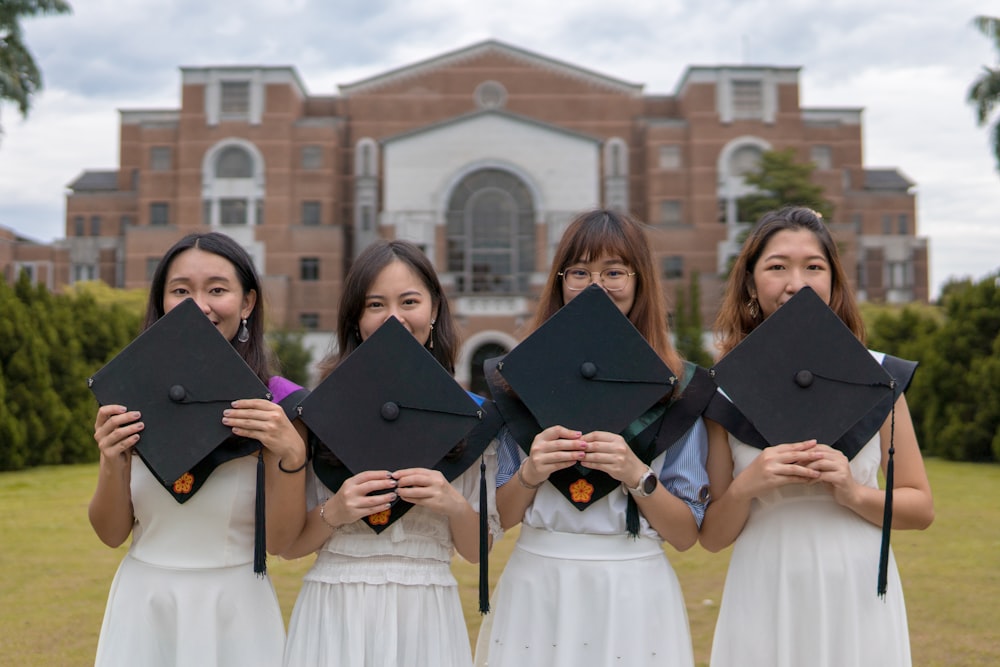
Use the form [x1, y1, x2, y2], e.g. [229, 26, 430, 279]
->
[877, 382, 897, 598]
[254, 447, 267, 576]
[625, 492, 640, 539]
[478, 457, 490, 614]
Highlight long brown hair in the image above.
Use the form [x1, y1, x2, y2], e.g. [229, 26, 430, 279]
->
[532, 209, 683, 378]
[144, 232, 272, 382]
[317, 239, 458, 380]
[714, 206, 865, 356]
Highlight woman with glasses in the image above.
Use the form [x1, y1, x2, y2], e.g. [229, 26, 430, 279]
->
[475, 209, 711, 667]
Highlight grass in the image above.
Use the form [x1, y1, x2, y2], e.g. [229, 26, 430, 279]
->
[1, 459, 997, 666]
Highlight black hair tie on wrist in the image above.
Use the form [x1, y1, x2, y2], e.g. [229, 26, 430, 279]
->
[278, 456, 308, 473]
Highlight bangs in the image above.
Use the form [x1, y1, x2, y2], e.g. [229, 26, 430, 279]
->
[560, 214, 634, 267]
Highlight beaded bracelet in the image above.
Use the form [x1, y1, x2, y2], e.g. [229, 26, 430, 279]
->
[517, 464, 545, 490]
[318, 501, 336, 530]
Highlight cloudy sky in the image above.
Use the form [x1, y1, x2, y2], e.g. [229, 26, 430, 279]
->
[0, 0, 997, 298]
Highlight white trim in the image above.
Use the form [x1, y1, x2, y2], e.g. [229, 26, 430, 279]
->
[455, 330, 520, 387]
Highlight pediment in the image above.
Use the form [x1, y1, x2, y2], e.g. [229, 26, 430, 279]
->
[339, 39, 643, 97]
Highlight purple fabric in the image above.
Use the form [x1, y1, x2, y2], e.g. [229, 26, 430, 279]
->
[267, 375, 302, 404]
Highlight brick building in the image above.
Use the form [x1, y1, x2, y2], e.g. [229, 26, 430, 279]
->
[5, 40, 927, 390]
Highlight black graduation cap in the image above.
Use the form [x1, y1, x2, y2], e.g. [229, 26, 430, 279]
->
[88, 297, 272, 491]
[490, 284, 687, 521]
[707, 286, 908, 597]
[708, 286, 895, 456]
[497, 284, 677, 435]
[299, 316, 489, 532]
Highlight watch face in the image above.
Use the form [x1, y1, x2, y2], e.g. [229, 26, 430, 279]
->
[641, 471, 657, 495]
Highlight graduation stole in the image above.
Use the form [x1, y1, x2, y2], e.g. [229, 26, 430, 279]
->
[488, 359, 715, 520]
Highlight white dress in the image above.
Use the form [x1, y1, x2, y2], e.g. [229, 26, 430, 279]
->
[283, 443, 500, 667]
[709, 435, 911, 667]
[475, 421, 708, 667]
[95, 456, 286, 667]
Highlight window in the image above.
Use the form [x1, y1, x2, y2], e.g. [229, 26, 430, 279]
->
[146, 257, 161, 281]
[301, 145, 322, 170]
[73, 215, 85, 236]
[150, 202, 169, 226]
[662, 255, 684, 279]
[898, 214, 909, 235]
[90, 215, 101, 236]
[446, 168, 535, 295]
[299, 313, 320, 331]
[730, 145, 763, 179]
[221, 81, 250, 115]
[300, 257, 320, 281]
[301, 201, 321, 226]
[886, 261, 912, 288]
[360, 205, 374, 232]
[810, 145, 832, 171]
[659, 145, 682, 170]
[216, 146, 253, 178]
[16, 263, 36, 282]
[731, 80, 763, 119]
[119, 215, 133, 233]
[72, 264, 97, 282]
[660, 200, 683, 226]
[851, 213, 863, 233]
[220, 199, 248, 226]
[150, 146, 172, 171]
[881, 214, 892, 235]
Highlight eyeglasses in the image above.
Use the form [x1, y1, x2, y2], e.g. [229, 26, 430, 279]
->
[558, 267, 636, 292]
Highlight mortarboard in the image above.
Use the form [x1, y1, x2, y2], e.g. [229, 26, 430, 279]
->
[88, 297, 272, 492]
[88, 297, 274, 574]
[706, 286, 917, 596]
[490, 284, 712, 518]
[299, 316, 493, 532]
[707, 286, 896, 457]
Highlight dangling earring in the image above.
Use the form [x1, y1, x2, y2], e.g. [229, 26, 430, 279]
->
[746, 298, 760, 319]
[428, 320, 435, 350]
[354, 326, 362, 342]
[238, 317, 250, 343]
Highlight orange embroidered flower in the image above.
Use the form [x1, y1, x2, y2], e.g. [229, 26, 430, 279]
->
[367, 509, 391, 526]
[569, 478, 594, 504]
[173, 472, 195, 494]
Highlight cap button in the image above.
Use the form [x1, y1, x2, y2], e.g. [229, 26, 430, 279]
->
[380, 401, 400, 421]
[580, 361, 598, 379]
[794, 370, 814, 388]
[168, 384, 187, 402]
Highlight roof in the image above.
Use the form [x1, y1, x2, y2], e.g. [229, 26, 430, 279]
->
[339, 39, 644, 97]
[67, 170, 120, 192]
[864, 168, 915, 192]
[382, 108, 601, 145]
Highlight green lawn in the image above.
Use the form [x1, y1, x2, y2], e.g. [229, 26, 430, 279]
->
[1, 459, 997, 666]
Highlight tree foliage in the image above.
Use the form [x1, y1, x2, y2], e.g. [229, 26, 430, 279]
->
[0, 275, 138, 470]
[267, 329, 313, 387]
[737, 148, 835, 223]
[865, 273, 1000, 461]
[968, 15, 1000, 172]
[672, 272, 714, 368]
[0, 0, 72, 138]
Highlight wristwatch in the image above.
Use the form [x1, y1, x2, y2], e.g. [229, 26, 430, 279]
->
[625, 466, 658, 497]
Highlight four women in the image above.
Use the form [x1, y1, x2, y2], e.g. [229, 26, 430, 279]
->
[89, 208, 932, 666]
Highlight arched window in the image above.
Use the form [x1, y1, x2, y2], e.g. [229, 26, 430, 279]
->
[216, 146, 253, 178]
[446, 169, 535, 294]
[729, 145, 763, 180]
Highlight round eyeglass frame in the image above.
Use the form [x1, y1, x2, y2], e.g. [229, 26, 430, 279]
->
[557, 267, 637, 292]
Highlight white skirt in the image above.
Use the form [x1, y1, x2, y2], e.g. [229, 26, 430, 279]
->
[475, 526, 695, 667]
[284, 576, 473, 667]
[95, 554, 285, 667]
